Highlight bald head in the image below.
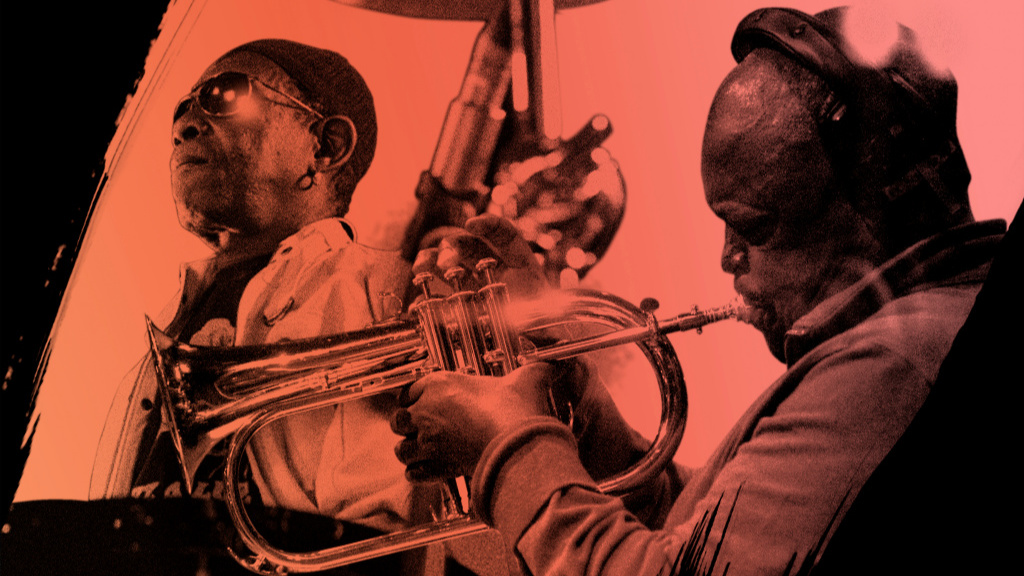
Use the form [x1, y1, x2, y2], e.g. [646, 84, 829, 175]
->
[717, 6, 974, 253]
[703, 49, 843, 239]
[702, 49, 885, 361]
[701, 8, 976, 361]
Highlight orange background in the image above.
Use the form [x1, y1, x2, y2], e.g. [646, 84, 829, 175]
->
[15, 0, 1023, 502]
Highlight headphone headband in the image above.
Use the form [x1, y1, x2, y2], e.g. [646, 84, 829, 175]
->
[728, 7, 972, 232]
[731, 7, 938, 124]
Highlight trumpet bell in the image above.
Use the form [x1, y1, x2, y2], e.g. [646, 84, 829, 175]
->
[146, 317, 429, 494]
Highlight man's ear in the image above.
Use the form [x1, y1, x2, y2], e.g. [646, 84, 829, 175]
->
[313, 115, 357, 171]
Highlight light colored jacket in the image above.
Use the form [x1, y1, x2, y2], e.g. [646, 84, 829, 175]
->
[91, 218, 413, 529]
[90, 218, 520, 575]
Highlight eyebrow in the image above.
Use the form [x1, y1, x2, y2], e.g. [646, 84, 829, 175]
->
[709, 200, 773, 219]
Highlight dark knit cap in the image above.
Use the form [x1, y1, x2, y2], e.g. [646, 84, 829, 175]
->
[221, 39, 377, 183]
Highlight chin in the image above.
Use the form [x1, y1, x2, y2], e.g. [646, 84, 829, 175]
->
[757, 311, 788, 363]
[764, 332, 787, 363]
[177, 208, 227, 245]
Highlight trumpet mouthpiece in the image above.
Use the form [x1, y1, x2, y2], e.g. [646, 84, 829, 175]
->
[726, 297, 756, 325]
[656, 298, 752, 335]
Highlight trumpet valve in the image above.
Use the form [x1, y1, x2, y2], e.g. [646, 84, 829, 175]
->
[476, 257, 498, 285]
[443, 266, 467, 292]
[413, 272, 435, 299]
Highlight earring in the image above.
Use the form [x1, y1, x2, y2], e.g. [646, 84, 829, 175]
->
[298, 167, 320, 191]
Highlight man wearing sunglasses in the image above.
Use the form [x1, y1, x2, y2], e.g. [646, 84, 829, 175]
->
[90, 39, 522, 575]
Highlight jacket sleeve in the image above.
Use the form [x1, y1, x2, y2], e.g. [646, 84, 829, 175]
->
[563, 358, 688, 529]
[469, 343, 933, 576]
[469, 418, 690, 576]
[89, 355, 162, 499]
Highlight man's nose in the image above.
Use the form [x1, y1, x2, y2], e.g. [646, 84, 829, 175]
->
[172, 99, 208, 145]
[721, 229, 747, 274]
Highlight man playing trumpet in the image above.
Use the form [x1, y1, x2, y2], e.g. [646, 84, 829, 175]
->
[392, 7, 1011, 575]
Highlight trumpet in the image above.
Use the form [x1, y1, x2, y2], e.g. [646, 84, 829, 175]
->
[147, 260, 749, 574]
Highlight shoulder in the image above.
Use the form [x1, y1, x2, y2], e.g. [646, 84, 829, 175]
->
[269, 220, 409, 287]
[773, 284, 981, 432]
[236, 222, 411, 339]
[311, 241, 409, 289]
[830, 283, 981, 383]
[352, 244, 412, 319]
[289, 238, 410, 321]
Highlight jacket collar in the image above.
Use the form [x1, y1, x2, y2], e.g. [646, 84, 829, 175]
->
[783, 220, 1006, 365]
[272, 218, 356, 258]
[166, 218, 357, 336]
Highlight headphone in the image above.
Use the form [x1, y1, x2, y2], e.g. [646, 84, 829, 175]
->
[729, 7, 970, 225]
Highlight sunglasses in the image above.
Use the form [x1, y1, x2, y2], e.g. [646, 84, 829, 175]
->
[174, 71, 324, 122]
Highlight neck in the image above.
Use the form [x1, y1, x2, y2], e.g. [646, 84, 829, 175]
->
[209, 228, 288, 261]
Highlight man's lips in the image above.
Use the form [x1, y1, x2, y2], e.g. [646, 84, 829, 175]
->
[173, 153, 209, 170]
[739, 294, 763, 308]
[736, 290, 770, 329]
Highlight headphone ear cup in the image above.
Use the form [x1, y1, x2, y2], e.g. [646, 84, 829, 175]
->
[731, 6, 972, 250]
[815, 92, 857, 195]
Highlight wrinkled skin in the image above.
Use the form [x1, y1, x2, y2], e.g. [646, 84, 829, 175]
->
[170, 52, 329, 256]
[702, 50, 883, 362]
[411, 214, 550, 302]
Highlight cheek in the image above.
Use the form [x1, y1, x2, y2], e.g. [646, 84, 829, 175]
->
[745, 247, 821, 299]
[251, 125, 312, 181]
[226, 129, 268, 172]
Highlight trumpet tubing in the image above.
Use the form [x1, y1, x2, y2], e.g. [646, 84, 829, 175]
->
[146, 280, 747, 574]
[149, 320, 428, 439]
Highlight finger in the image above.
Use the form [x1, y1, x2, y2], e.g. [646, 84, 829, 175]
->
[400, 371, 448, 407]
[396, 439, 450, 482]
[417, 225, 468, 252]
[437, 233, 502, 271]
[464, 215, 534, 267]
[406, 462, 446, 483]
[398, 381, 419, 407]
[412, 247, 440, 277]
[394, 435, 427, 465]
[390, 407, 417, 436]
[464, 214, 519, 247]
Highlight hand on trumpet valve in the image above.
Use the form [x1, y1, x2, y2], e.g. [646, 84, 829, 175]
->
[392, 356, 639, 485]
[391, 363, 557, 482]
[413, 214, 549, 300]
